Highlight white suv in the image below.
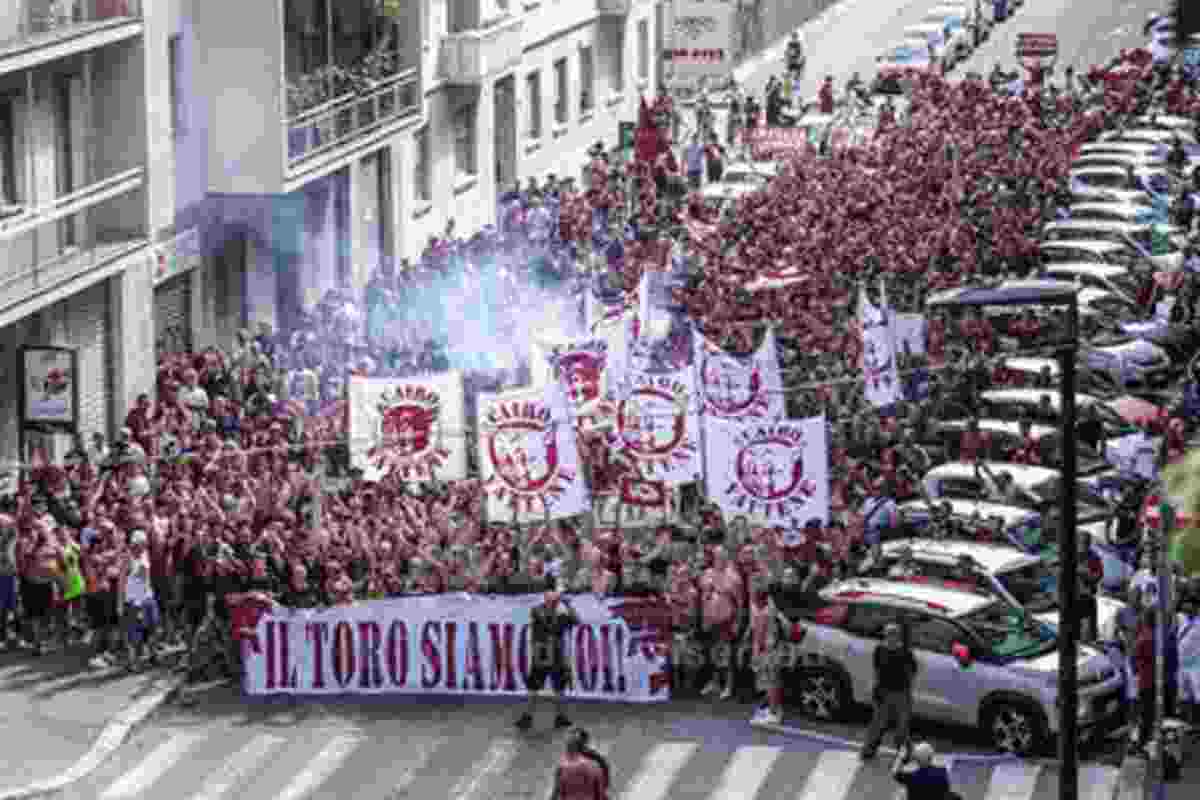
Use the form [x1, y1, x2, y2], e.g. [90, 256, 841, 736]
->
[792, 579, 1124, 754]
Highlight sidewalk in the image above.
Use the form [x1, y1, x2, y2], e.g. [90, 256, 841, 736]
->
[0, 647, 182, 799]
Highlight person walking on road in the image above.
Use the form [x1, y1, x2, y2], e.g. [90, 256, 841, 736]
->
[516, 582, 579, 732]
[575, 728, 611, 800]
[548, 728, 607, 800]
[862, 621, 917, 759]
[892, 741, 958, 800]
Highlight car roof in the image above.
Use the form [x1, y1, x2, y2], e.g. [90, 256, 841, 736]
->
[899, 497, 1041, 526]
[1069, 201, 1157, 214]
[881, 538, 1042, 574]
[1042, 262, 1129, 278]
[821, 578, 993, 617]
[980, 387, 1102, 409]
[725, 161, 779, 175]
[937, 417, 1059, 440]
[1040, 240, 1126, 254]
[1070, 164, 1162, 175]
[701, 183, 758, 199]
[924, 460, 1061, 487]
[1000, 356, 1059, 375]
[1044, 219, 1149, 234]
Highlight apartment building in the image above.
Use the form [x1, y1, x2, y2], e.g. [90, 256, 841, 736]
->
[411, 0, 657, 251]
[0, 0, 171, 469]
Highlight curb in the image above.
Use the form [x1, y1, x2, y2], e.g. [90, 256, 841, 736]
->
[0, 675, 185, 800]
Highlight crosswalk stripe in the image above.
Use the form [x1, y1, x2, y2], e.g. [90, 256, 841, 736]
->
[797, 750, 861, 800]
[983, 762, 1042, 800]
[618, 742, 699, 800]
[391, 735, 449, 792]
[449, 738, 519, 800]
[271, 734, 362, 800]
[1079, 764, 1121, 800]
[188, 733, 285, 800]
[99, 733, 205, 799]
[710, 745, 781, 800]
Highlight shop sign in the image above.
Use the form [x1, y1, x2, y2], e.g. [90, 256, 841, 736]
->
[20, 346, 78, 429]
[151, 227, 202, 287]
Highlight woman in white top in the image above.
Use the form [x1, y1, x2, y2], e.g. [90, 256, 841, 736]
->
[120, 530, 159, 670]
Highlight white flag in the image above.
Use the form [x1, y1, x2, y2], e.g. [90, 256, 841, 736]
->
[612, 365, 702, 485]
[695, 328, 786, 421]
[704, 415, 829, 527]
[477, 385, 591, 525]
[860, 287, 900, 408]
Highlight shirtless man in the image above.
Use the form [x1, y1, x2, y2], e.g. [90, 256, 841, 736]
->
[549, 729, 607, 800]
[699, 546, 744, 699]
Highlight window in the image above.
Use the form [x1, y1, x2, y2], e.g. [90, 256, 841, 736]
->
[906, 615, 961, 654]
[553, 58, 568, 125]
[414, 126, 431, 202]
[284, 0, 401, 110]
[168, 35, 186, 136]
[637, 19, 649, 81]
[844, 604, 898, 639]
[448, 0, 480, 34]
[613, 30, 625, 93]
[0, 97, 18, 209]
[526, 71, 541, 139]
[453, 104, 477, 176]
[579, 46, 594, 114]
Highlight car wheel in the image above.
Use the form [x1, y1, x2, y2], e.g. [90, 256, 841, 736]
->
[796, 669, 850, 721]
[982, 701, 1046, 755]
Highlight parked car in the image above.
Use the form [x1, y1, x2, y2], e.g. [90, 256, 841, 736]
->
[994, 355, 1122, 397]
[977, 387, 1144, 434]
[862, 538, 1126, 642]
[720, 161, 780, 185]
[1038, 241, 1148, 272]
[1040, 262, 1142, 305]
[1071, 154, 1168, 172]
[791, 579, 1124, 753]
[1128, 114, 1196, 134]
[928, 417, 1112, 475]
[1099, 127, 1197, 146]
[1078, 141, 1170, 159]
[1064, 201, 1166, 226]
[1041, 220, 1184, 271]
[921, 461, 1115, 524]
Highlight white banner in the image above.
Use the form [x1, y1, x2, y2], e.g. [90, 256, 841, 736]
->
[667, 0, 736, 91]
[695, 328, 785, 421]
[704, 415, 830, 527]
[860, 289, 900, 408]
[613, 368, 702, 485]
[242, 593, 672, 702]
[477, 386, 592, 525]
[347, 373, 469, 483]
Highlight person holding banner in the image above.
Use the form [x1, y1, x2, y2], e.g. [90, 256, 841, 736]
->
[516, 581, 579, 732]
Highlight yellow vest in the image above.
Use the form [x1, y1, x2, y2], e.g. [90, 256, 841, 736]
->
[62, 542, 85, 601]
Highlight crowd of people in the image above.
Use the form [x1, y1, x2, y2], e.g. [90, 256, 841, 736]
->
[0, 46, 1197, 747]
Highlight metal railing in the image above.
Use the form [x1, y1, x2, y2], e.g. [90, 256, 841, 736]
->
[0, 165, 144, 241]
[286, 67, 420, 168]
[0, 0, 141, 49]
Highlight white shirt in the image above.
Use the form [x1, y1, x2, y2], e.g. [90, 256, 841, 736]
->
[125, 554, 154, 605]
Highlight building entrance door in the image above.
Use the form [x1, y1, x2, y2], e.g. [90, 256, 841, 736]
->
[494, 76, 516, 192]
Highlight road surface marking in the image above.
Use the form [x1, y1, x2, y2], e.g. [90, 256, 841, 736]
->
[618, 741, 698, 800]
[272, 733, 362, 800]
[448, 738, 519, 800]
[1079, 764, 1121, 800]
[796, 750, 861, 800]
[187, 733, 284, 800]
[710, 745, 780, 800]
[390, 735, 449, 792]
[100, 732, 205, 799]
[983, 762, 1042, 800]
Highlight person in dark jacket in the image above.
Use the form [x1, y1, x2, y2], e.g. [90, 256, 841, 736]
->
[862, 622, 918, 758]
[893, 741, 954, 800]
[574, 728, 610, 799]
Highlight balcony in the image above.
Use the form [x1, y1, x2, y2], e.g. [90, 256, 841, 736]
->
[439, 15, 523, 86]
[0, 0, 142, 75]
[285, 67, 421, 175]
[595, 0, 631, 16]
[0, 167, 146, 316]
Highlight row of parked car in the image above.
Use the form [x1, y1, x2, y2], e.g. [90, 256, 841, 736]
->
[772, 94, 1199, 755]
[875, 0, 1005, 93]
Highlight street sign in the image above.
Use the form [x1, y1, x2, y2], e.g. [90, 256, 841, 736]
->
[1016, 32, 1058, 58]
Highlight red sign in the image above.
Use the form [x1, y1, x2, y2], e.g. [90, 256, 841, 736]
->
[1016, 33, 1058, 59]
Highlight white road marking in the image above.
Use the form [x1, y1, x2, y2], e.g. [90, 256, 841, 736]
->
[100, 733, 205, 799]
[272, 734, 362, 800]
[796, 750, 862, 800]
[1079, 764, 1121, 800]
[983, 762, 1042, 800]
[390, 735, 449, 792]
[710, 745, 780, 800]
[187, 734, 284, 800]
[448, 738, 519, 800]
[618, 741, 698, 800]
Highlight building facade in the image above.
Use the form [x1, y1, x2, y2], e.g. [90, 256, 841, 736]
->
[0, 0, 167, 470]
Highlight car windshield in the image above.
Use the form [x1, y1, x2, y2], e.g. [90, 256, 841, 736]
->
[959, 603, 1056, 658]
[996, 560, 1058, 612]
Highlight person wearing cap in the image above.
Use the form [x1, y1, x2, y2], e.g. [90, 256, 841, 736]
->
[862, 621, 917, 759]
[516, 582, 578, 731]
[892, 741, 954, 800]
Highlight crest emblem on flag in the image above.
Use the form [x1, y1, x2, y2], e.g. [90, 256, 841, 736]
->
[370, 385, 451, 481]
[616, 374, 698, 479]
[549, 340, 608, 409]
[730, 425, 817, 515]
[695, 328, 784, 420]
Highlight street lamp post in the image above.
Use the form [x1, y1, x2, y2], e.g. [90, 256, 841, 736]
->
[928, 281, 1079, 800]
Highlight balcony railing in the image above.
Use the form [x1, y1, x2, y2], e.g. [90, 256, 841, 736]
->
[0, 0, 142, 53]
[595, 0, 631, 15]
[439, 15, 523, 86]
[286, 67, 420, 169]
[0, 166, 143, 241]
[0, 177, 147, 312]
